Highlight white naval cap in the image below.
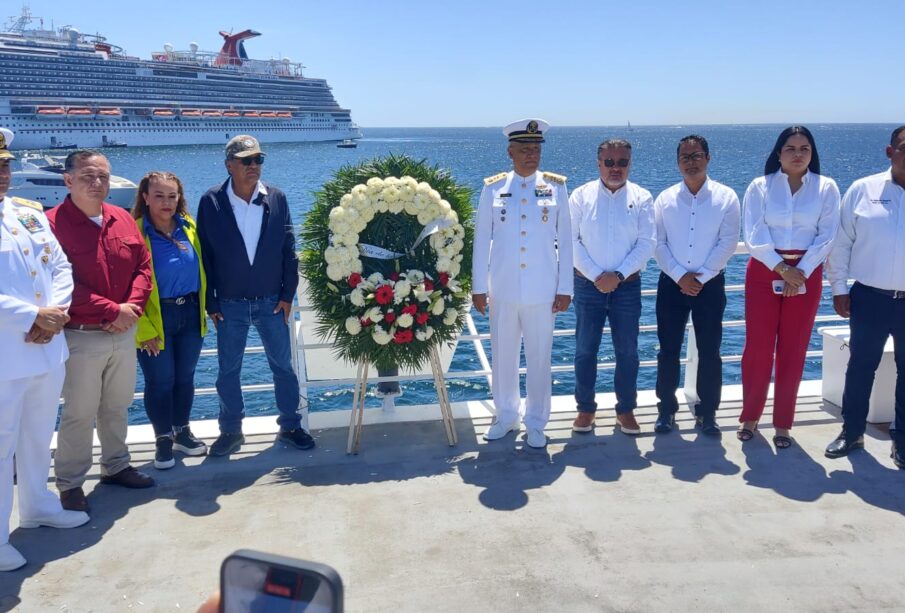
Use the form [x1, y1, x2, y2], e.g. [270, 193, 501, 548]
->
[0, 127, 14, 160]
[503, 118, 549, 143]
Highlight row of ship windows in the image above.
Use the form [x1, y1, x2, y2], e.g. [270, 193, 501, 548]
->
[1, 87, 337, 104]
[1, 72, 333, 94]
[1, 62, 332, 90]
[7, 121, 336, 127]
[21, 126, 344, 133]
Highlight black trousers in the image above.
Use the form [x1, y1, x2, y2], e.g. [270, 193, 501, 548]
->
[655, 272, 726, 416]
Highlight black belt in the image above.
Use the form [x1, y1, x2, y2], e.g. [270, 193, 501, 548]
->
[575, 269, 640, 283]
[160, 292, 198, 305]
[859, 283, 905, 300]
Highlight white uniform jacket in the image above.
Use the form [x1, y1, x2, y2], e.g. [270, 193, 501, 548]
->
[472, 170, 573, 305]
[0, 196, 72, 380]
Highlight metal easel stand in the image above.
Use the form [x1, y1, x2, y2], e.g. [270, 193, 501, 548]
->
[346, 345, 457, 454]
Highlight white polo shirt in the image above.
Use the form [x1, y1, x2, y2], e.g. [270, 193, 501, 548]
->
[827, 169, 905, 294]
[654, 177, 740, 284]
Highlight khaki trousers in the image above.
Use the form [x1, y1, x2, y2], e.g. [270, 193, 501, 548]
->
[54, 328, 136, 491]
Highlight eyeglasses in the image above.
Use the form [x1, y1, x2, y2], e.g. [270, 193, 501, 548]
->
[602, 158, 630, 168]
[231, 155, 265, 166]
[678, 152, 707, 163]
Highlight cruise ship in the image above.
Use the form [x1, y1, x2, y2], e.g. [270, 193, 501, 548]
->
[0, 8, 361, 150]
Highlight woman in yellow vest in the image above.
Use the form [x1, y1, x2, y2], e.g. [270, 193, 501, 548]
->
[132, 172, 208, 469]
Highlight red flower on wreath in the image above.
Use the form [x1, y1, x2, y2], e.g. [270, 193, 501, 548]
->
[416, 312, 430, 326]
[438, 273, 449, 287]
[393, 329, 414, 344]
[375, 284, 394, 305]
[384, 311, 397, 324]
[389, 272, 400, 281]
[423, 279, 434, 292]
[348, 273, 363, 288]
[401, 304, 418, 316]
[360, 318, 372, 327]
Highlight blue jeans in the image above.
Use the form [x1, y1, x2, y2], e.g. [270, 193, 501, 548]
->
[841, 283, 905, 444]
[137, 301, 204, 437]
[215, 296, 301, 433]
[573, 272, 642, 414]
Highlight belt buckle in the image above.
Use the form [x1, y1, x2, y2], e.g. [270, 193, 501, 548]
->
[175, 296, 186, 305]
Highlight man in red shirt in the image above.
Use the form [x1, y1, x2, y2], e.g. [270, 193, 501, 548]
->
[47, 150, 154, 513]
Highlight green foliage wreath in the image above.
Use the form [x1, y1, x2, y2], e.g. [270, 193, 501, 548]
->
[300, 155, 474, 371]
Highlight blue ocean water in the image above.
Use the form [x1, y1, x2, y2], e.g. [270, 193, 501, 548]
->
[98, 124, 898, 424]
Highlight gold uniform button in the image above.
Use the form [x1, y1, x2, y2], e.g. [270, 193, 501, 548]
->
[11, 228, 18, 235]
[24, 248, 30, 255]
[30, 270, 37, 277]
[520, 264, 527, 269]
[35, 291, 42, 298]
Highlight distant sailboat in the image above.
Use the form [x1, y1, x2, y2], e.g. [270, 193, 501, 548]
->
[627, 120, 633, 132]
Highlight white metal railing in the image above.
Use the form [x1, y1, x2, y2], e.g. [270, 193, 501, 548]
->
[136, 242, 847, 406]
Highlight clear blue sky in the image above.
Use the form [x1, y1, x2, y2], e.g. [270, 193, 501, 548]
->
[12, 0, 903, 127]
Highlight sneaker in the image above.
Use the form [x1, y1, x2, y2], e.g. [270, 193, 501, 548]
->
[19, 509, 89, 530]
[173, 426, 208, 456]
[0, 543, 26, 572]
[525, 427, 548, 449]
[154, 435, 175, 470]
[572, 412, 596, 433]
[483, 419, 520, 441]
[655, 413, 675, 434]
[209, 432, 245, 457]
[616, 412, 642, 435]
[374, 387, 403, 399]
[695, 415, 720, 436]
[277, 428, 316, 450]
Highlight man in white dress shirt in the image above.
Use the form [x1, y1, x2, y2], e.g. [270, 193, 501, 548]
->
[825, 125, 905, 467]
[472, 119, 573, 449]
[569, 139, 655, 435]
[0, 128, 88, 571]
[653, 135, 740, 435]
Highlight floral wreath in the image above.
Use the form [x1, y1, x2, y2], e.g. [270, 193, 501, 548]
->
[300, 155, 474, 371]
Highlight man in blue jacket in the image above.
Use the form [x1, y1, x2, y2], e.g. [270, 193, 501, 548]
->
[197, 135, 315, 456]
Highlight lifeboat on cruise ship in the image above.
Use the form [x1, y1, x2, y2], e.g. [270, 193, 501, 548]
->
[259, 111, 278, 119]
[243, 111, 261, 118]
[222, 110, 241, 118]
[36, 107, 66, 117]
[152, 108, 175, 118]
[67, 107, 93, 117]
[201, 110, 222, 119]
[180, 109, 202, 118]
[97, 107, 122, 118]
[276, 111, 292, 119]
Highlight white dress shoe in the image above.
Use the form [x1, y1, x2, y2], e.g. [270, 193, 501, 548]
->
[0, 543, 26, 571]
[526, 428, 548, 449]
[483, 419, 520, 441]
[19, 509, 90, 530]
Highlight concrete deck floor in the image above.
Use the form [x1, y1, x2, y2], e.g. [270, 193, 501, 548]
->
[2, 383, 905, 612]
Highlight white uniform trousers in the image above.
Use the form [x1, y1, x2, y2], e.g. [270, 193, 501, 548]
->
[0, 365, 66, 544]
[488, 300, 555, 430]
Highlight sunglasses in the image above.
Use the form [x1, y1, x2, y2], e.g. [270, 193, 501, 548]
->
[232, 155, 265, 166]
[602, 158, 630, 168]
[678, 152, 707, 163]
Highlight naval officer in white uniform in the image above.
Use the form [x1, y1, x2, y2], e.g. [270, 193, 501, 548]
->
[0, 128, 88, 572]
[472, 119, 573, 448]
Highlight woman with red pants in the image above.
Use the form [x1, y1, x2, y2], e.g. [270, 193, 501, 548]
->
[739, 126, 840, 448]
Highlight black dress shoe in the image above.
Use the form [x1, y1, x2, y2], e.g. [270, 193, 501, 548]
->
[654, 414, 675, 434]
[825, 431, 864, 459]
[695, 415, 720, 436]
[210, 432, 245, 457]
[277, 428, 316, 450]
[100, 466, 155, 488]
[892, 441, 905, 469]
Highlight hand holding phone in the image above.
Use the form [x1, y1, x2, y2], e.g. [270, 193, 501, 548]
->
[772, 280, 806, 296]
[220, 549, 343, 613]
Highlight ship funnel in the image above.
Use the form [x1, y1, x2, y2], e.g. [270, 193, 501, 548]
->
[163, 43, 174, 53]
[189, 42, 199, 54]
[67, 29, 80, 43]
[283, 57, 291, 64]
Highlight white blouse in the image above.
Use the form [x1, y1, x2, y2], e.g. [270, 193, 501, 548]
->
[743, 171, 840, 277]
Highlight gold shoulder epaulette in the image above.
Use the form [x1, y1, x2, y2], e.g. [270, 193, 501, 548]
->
[542, 172, 567, 185]
[484, 172, 507, 186]
[11, 196, 43, 211]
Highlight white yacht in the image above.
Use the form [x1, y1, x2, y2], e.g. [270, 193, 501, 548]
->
[10, 153, 137, 209]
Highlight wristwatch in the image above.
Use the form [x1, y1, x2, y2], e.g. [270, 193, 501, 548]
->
[615, 271, 625, 282]
[779, 264, 790, 275]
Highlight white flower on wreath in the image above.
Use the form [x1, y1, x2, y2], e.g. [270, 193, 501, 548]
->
[349, 288, 366, 307]
[397, 313, 414, 328]
[393, 279, 412, 300]
[414, 286, 432, 303]
[430, 299, 445, 316]
[406, 270, 425, 284]
[363, 306, 384, 323]
[443, 308, 458, 326]
[372, 326, 393, 345]
[326, 264, 342, 282]
[415, 327, 434, 341]
[367, 272, 385, 285]
[387, 200, 404, 214]
[345, 317, 362, 336]
[448, 261, 461, 277]
[436, 257, 452, 273]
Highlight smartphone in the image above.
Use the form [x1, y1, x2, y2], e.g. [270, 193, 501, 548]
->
[221, 549, 343, 613]
[772, 280, 806, 295]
